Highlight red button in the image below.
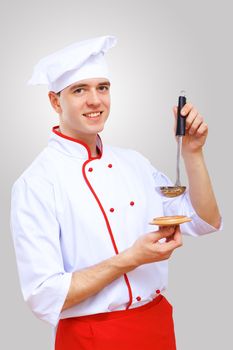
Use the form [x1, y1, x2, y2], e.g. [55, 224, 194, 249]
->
[88, 167, 93, 172]
[156, 289, 160, 294]
[136, 296, 141, 301]
[108, 164, 113, 168]
[130, 201, 135, 206]
[110, 208, 115, 213]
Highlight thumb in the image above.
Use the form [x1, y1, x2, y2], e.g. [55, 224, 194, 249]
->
[149, 226, 176, 242]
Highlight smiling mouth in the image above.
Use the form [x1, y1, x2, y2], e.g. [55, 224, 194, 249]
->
[83, 111, 103, 118]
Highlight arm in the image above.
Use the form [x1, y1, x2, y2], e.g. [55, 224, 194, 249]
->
[173, 104, 221, 228]
[62, 226, 181, 311]
[11, 177, 72, 326]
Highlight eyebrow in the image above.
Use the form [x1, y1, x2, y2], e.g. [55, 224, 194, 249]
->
[70, 81, 111, 91]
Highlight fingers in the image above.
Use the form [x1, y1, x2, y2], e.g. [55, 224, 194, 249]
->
[156, 229, 183, 255]
[196, 121, 208, 137]
[149, 225, 182, 245]
[180, 102, 193, 117]
[173, 103, 208, 136]
[172, 103, 194, 119]
[165, 227, 182, 249]
[136, 227, 183, 264]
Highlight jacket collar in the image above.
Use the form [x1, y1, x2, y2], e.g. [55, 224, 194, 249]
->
[48, 126, 103, 160]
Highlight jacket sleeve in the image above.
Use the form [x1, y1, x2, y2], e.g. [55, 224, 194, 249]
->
[152, 167, 223, 237]
[11, 176, 72, 326]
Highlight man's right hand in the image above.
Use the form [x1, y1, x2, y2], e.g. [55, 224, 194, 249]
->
[126, 226, 183, 267]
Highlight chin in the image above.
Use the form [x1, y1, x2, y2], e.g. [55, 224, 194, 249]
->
[92, 124, 105, 134]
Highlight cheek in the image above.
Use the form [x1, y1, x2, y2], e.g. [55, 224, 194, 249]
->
[62, 100, 81, 118]
[103, 95, 111, 109]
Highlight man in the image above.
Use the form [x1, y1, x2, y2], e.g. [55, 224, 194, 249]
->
[11, 35, 221, 350]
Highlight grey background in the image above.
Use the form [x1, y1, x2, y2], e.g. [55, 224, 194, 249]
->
[1, 0, 232, 349]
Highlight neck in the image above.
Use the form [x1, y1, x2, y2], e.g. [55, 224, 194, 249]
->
[58, 126, 98, 157]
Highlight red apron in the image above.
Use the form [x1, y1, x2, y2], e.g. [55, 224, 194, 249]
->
[55, 295, 176, 350]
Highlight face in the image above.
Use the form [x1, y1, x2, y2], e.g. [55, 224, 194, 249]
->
[49, 78, 111, 143]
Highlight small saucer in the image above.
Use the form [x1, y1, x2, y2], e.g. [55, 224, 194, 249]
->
[150, 215, 192, 226]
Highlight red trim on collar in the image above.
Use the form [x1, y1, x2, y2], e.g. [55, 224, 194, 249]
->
[52, 126, 102, 160]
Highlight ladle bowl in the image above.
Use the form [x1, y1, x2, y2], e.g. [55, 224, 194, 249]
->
[160, 185, 186, 198]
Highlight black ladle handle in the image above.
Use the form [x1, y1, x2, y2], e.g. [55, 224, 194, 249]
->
[176, 94, 187, 136]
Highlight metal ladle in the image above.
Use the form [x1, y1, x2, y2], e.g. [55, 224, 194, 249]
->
[160, 91, 187, 198]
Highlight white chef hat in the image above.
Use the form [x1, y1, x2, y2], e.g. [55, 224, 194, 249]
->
[28, 35, 117, 93]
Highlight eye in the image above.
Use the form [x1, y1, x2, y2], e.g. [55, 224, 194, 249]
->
[98, 85, 109, 92]
[74, 88, 85, 94]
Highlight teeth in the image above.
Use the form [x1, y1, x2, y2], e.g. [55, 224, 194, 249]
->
[84, 112, 101, 118]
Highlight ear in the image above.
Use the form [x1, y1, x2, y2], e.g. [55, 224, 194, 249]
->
[48, 91, 62, 114]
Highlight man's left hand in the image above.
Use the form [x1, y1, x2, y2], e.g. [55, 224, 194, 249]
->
[173, 103, 208, 156]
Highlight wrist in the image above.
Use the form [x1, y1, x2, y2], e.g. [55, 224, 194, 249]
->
[112, 248, 138, 273]
[182, 148, 204, 162]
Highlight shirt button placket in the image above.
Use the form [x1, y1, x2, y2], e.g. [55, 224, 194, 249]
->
[107, 163, 114, 213]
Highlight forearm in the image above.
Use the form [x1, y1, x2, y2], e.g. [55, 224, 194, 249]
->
[183, 150, 221, 228]
[62, 249, 136, 311]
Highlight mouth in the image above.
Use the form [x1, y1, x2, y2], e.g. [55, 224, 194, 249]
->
[82, 111, 103, 119]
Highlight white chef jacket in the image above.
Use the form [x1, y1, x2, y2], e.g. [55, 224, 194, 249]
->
[11, 126, 219, 327]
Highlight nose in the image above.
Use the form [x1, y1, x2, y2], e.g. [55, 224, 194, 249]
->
[86, 90, 101, 107]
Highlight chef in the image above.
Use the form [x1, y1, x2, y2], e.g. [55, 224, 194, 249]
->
[11, 35, 221, 350]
